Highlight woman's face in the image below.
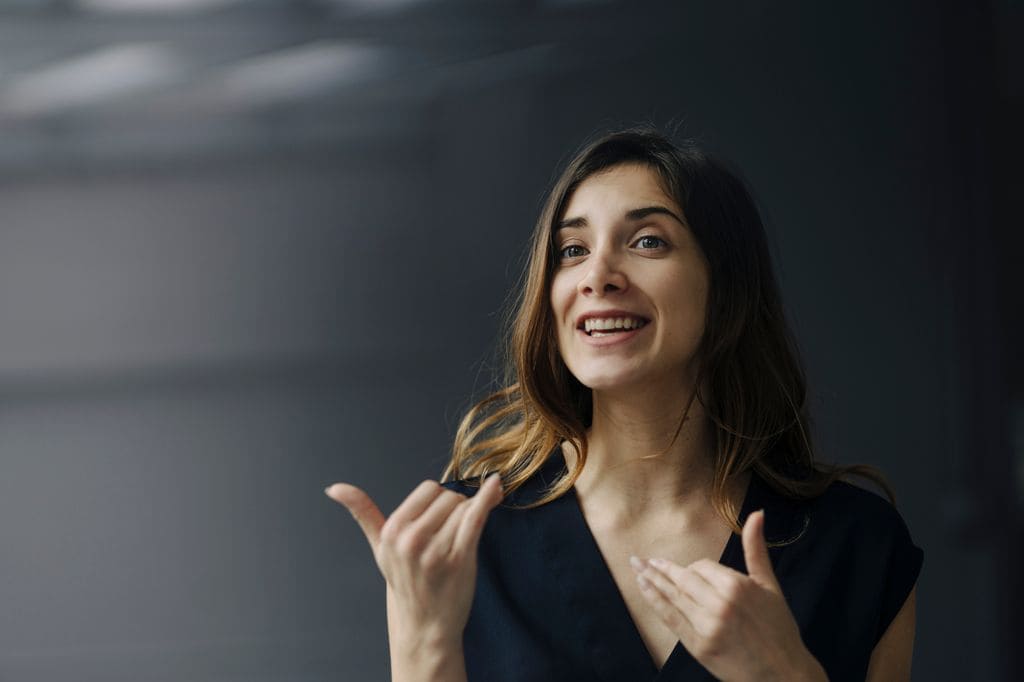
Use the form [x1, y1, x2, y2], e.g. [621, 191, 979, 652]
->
[549, 163, 710, 394]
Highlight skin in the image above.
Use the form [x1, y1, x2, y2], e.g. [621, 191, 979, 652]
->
[551, 166, 709, 403]
[324, 475, 503, 682]
[550, 163, 824, 679]
[867, 585, 917, 681]
[631, 510, 827, 681]
[632, 517, 917, 682]
[325, 161, 917, 681]
[551, 162, 916, 680]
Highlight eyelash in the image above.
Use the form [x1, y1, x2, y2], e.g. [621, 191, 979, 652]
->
[556, 235, 667, 260]
[634, 235, 666, 250]
[558, 244, 587, 259]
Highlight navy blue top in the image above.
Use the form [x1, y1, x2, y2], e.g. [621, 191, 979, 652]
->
[443, 451, 923, 682]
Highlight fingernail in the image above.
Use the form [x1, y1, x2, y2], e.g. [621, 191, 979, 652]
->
[323, 485, 334, 496]
[648, 557, 667, 569]
[636, 573, 651, 590]
[629, 555, 645, 572]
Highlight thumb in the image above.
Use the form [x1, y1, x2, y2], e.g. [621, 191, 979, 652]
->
[741, 509, 780, 592]
[325, 483, 386, 552]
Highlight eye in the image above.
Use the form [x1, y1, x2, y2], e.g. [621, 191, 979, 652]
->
[633, 235, 666, 250]
[558, 244, 588, 260]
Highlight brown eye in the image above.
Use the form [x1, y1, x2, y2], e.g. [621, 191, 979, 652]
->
[559, 244, 587, 259]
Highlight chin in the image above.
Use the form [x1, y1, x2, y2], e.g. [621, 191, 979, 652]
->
[570, 367, 647, 393]
[568, 357, 693, 397]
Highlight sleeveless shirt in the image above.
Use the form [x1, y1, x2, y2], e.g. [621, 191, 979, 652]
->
[442, 452, 923, 682]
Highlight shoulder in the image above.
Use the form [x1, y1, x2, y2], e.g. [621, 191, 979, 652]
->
[441, 452, 567, 507]
[811, 478, 901, 519]
[751, 472, 913, 551]
[783, 476, 923, 578]
[755, 471, 924, 601]
[806, 478, 918, 550]
[794, 476, 924, 645]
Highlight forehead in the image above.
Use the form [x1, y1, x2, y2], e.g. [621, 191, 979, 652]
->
[562, 163, 680, 218]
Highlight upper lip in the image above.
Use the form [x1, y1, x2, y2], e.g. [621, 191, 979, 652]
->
[574, 309, 651, 329]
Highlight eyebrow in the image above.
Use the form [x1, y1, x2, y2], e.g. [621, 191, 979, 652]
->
[556, 205, 684, 231]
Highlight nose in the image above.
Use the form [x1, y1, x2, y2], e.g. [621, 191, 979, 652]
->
[577, 247, 628, 296]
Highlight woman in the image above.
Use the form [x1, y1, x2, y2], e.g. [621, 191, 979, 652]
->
[326, 128, 923, 681]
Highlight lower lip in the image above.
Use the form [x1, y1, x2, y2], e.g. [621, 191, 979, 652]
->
[576, 324, 648, 347]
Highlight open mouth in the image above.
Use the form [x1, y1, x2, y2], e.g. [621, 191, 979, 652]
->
[579, 316, 650, 337]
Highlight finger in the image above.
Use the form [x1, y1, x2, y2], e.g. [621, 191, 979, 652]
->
[741, 509, 780, 592]
[635, 558, 682, 602]
[634, 569, 698, 645]
[403, 489, 466, 551]
[645, 556, 702, 589]
[431, 501, 470, 560]
[684, 558, 749, 603]
[649, 558, 724, 613]
[632, 557, 708, 629]
[324, 483, 386, 550]
[644, 559, 730, 640]
[387, 480, 447, 531]
[452, 473, 503, 553]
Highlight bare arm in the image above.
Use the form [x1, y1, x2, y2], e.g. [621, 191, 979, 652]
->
[865, 584, 917, 682]
[387, 585, 468, 682]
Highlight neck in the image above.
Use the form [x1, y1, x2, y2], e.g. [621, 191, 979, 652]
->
[563, 379, 720, 526]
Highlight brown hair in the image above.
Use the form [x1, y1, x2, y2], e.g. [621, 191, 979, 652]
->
[441, 126, 894, 535]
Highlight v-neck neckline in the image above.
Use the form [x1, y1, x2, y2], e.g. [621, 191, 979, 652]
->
[535, 452, 761, 681]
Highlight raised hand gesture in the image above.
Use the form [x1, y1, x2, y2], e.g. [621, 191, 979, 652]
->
[325, 474, 504, 680]
[630, 510, 828, 682]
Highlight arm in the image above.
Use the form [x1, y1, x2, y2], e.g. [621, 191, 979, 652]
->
[865, 584, 917, 682]
[387, 585, 468, 682]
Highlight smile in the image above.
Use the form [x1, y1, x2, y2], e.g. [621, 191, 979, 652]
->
[581, 316, 649, 337]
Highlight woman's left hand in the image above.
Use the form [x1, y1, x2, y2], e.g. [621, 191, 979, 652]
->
[630, 509, 828, 682]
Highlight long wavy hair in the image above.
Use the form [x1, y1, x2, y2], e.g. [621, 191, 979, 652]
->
[441, 126, 894, 535]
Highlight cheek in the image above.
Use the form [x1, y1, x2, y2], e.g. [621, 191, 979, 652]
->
[548, 276, 578, 353]
[683, 279, 710, 339]
[549, 274, 573, 319]
[652, 269, 708, 330]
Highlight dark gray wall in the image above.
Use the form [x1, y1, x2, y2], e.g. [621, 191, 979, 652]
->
[0, 2, 1017, 681]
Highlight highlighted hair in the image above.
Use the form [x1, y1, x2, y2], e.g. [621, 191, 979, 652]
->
[442, 126, 893, 537]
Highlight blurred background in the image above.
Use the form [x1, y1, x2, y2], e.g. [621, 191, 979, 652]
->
[0, 0, 1020, 680]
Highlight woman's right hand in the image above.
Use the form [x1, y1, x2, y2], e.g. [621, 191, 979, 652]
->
[325, 473, 504, 656]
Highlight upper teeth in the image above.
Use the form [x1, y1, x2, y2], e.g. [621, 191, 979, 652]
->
[584, 317, 646, 332]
